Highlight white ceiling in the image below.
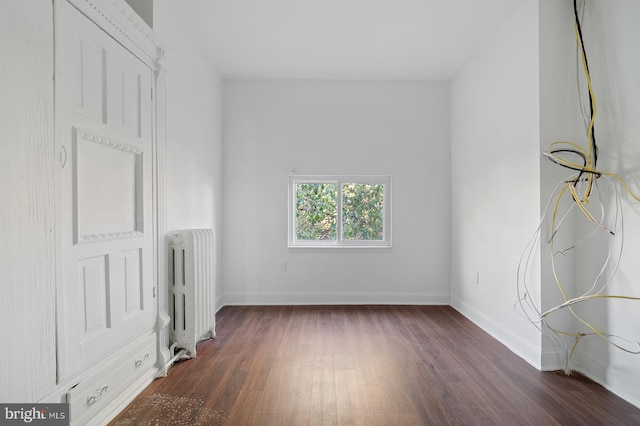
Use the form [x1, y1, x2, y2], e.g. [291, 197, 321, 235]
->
[177, 0, 528, 81]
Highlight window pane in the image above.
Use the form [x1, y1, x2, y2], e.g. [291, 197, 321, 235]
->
[342, 183, 384, 240]
[295, 183, 337, 240]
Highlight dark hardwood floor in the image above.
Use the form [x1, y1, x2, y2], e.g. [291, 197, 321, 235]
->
[111, 305, 640, 425]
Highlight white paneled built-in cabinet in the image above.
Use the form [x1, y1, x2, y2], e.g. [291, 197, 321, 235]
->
[50, 0, 168, 424]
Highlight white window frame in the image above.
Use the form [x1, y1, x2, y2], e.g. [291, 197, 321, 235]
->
[288, 175, 392, 248]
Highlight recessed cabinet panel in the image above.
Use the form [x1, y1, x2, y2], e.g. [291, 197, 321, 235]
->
[108, 63, 144, 137]
[79, 39, 106, 123]
[123, 248, 143, 315]
[78, 255, 110, 342]
[122, 70, 142, 137]
[74, 129, 142, 242]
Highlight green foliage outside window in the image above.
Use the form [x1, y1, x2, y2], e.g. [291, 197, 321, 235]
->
[342, 183, 384, 240]
[295, 182, 385, 241]
[295, 183, 337, 240]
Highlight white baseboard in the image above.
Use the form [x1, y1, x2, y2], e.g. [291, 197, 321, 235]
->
[541, 347, 567, 372]
[450, 295, 542, 370]
[221, 291, 450, 307]
[572, 351, 640, 409]
[215, 293, 225, 313]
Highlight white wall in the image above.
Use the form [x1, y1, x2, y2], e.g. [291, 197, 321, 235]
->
[538, 0, 582, 371]
[222, 80, 450, 305]
[450, 0, 542, 367]
[567, 0, 640, 408]
[154, 4, 224, 308]
[536, 0, 640, 407]
[0, 1, 56, 402]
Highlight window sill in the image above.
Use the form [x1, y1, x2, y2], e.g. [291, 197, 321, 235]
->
[288, 243, 392, 249]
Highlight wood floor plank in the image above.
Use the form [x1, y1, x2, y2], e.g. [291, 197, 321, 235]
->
[310, 355, 337, 426]
[111, 305, 640, 426]
[225, 390, 261, 425]
[252, 412, 282, 426]
[335, 368, 365, 424]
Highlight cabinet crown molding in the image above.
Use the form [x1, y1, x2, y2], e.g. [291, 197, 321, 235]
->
[67, 0, 159, 68]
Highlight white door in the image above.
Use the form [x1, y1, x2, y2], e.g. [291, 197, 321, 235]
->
[56, 0, 156, 382]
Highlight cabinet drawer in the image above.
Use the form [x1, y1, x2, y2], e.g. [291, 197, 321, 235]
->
[67, 333, 157, 423]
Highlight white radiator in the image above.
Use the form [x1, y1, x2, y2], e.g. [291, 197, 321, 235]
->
[168, 229, 216, 358]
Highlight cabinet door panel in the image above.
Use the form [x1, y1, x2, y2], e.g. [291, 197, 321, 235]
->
[56, 0, 155, 382]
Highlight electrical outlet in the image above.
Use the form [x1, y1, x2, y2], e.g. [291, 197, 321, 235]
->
[280, 261, 287, 272]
